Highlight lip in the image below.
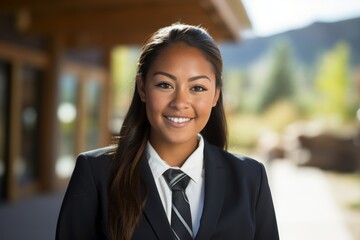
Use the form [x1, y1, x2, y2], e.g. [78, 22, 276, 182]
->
[164, 115, 193, 127]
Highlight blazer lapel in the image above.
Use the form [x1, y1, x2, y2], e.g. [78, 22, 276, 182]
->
[140, 157, 174, 240]
[195, 142, 226, 240]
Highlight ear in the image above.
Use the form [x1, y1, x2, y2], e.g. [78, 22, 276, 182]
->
[212, 88, 220, 107]
[136, 75, 146, 102]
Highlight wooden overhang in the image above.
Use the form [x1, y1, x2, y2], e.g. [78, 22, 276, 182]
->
[0, 0, 251, 48]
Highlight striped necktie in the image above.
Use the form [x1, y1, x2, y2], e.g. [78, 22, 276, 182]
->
[163, 169, 193, 240]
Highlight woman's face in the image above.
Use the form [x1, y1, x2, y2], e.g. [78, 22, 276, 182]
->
[137, 42, 220, 148]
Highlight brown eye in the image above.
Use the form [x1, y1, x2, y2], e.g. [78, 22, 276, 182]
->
[191, 86, 207, 92]
[156, 83, 173, 89]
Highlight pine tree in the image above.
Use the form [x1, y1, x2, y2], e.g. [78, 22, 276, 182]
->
[257, 40, 295, 112]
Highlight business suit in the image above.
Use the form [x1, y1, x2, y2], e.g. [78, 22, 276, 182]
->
[56, 141, 279, 240]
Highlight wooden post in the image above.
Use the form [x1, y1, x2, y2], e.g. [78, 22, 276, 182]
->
[39, 35, 64, 192]
[7, 60, 22, 201]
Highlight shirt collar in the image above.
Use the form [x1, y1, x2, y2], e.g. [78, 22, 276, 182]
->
[146, 135, 204, 183]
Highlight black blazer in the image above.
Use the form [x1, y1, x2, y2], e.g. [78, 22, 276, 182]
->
[56, 141, 279, 240]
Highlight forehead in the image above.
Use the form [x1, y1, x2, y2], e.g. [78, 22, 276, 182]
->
[149, 42, 214, 73]
[158, 42, 205, 59]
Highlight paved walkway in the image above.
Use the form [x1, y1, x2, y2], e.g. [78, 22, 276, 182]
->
[0, 192, 63, 240]
[268, 160, 354, 240]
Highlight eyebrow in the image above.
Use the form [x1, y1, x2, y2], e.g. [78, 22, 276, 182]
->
[153, 71, 211, 82]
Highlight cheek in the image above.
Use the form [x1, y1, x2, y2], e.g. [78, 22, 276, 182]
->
[195, 97, 215, 115]
[145, 91, 166, 114]
[204, 89, 218, 106]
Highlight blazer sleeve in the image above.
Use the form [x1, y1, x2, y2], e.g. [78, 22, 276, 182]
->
[254, 163, 279, 240]
[56, 154, 102, 240]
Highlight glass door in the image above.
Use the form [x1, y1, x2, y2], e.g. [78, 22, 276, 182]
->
[84, 79, 102, 151]
[16, 65, 42, 190]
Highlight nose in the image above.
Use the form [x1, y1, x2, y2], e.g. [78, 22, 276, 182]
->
[169, 88, 190, 109]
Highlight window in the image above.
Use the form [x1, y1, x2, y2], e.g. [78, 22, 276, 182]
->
[56, 74, 78, 179]
[84, 79, 102, 150]
[55, 63, 108, 180]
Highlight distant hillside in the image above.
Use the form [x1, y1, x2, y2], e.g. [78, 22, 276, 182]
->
[220, 17, 360, 70]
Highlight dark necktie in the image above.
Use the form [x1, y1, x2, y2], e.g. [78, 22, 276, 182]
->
[163, 169, 193, 240]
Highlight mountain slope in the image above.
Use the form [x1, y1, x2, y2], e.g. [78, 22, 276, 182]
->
[221, 17, 360, 69]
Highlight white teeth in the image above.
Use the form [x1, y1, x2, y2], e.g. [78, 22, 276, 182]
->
[167, 117, 191, 123]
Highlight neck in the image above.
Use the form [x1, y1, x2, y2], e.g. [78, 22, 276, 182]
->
[150, 138, 199, 167]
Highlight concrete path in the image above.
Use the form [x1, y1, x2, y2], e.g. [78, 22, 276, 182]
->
[0, 192, 63, 240]
[268, 160, 354, 240]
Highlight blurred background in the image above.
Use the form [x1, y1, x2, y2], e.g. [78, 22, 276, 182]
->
[0, 0, 359, 239]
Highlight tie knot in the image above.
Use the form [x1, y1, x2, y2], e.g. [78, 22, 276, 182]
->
[163, 169, 191, 191]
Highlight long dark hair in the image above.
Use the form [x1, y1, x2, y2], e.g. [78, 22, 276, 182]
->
[108, 23, 227, 240]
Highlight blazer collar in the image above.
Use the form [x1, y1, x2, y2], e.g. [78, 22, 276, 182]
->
[140, 141, 226, 240]
[195, 141, 225, 240]
[140, 156, 174, 239]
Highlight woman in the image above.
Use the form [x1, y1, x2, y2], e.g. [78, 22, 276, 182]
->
[56, 23, 279, 240]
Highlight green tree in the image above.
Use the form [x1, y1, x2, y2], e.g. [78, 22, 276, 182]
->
[256, 40, 296, 112]
[223, 69, 248, 113]
[111, 46, 139, 116]
[313, 42, 352, 120]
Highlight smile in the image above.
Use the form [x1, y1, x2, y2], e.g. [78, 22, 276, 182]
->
[166, 116, 191, 123]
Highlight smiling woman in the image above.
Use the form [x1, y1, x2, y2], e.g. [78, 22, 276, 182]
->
[137, 42, 220, 164]
[56, 23, 279, 240]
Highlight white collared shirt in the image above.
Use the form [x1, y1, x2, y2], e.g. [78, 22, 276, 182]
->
[146, 135, 205, 237]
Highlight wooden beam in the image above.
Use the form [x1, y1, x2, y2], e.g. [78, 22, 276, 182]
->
[226, 0, 252, 29]
[18, 2, 232, 46]
[200, 0, 243, 40]
[61, 23, 231, 48]
[2, 0, 242, 47]
[0, 40, 48, 67]
[0, 0, 193, 14]
[24, 3, 211, 34]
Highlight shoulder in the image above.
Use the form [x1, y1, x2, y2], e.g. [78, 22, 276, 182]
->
[62, 146, 116, 197]
[204, 142, 265, 179]
[205, 142, 264, 169]
[79, 145, 117, 159]
[229, 152, 264, 171]
[73, 145, 116, 178]
[77, 145, 116, 164]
